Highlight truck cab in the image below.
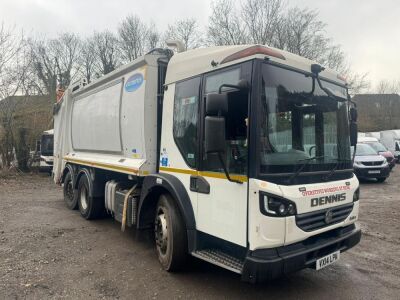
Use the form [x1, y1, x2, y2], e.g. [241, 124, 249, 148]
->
[157, 45, 361, 281]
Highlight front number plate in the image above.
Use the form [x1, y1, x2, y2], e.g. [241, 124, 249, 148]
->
[368, 170, 380, 174]
[316, 251, 340, 270]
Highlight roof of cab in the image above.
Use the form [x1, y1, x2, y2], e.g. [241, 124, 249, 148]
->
[164, 44, 346, 86]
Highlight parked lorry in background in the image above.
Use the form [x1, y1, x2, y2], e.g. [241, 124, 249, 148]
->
[35, 129, 54, 173]
[53, 44, 361, 282]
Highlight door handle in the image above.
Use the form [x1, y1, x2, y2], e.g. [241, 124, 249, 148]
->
[190, 175, 210, 194]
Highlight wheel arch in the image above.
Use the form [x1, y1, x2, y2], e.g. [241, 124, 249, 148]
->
[61, 163, 75, 184]
[74, 167, 94, 196]
[137, 173, 196, 231]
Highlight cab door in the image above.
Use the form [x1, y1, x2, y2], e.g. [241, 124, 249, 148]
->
[195, 63, 252, 247]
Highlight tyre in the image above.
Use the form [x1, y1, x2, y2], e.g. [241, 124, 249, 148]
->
[63, 171, 78, 210]
[376, 177, 387, 183]
[77, 172, 104, 220]
[154, 194, 187, 271]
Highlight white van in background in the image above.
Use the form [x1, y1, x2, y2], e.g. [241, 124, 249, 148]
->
[380, 130, 400, 163]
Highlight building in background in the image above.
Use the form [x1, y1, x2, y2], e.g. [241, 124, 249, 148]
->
[353, 94, 400, 132]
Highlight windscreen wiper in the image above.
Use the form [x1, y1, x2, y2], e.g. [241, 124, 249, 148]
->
[323, 158, 350, 181]
[286, 156, 325, 184]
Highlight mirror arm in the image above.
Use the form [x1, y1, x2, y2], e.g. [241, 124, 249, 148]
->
[315, 76, 344, 102]
[308, 77, 316, 96]
[217, 152, 243, 184]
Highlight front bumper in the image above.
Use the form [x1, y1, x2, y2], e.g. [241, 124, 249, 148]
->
[241, 224, 361, 283]
[353, 165, 390, 179]
[388, 159, 396, 169]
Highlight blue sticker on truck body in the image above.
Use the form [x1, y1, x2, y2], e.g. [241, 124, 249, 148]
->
[125, 73, 144, 92]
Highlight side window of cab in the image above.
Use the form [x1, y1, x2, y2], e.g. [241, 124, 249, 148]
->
[173, 77, 201, 168]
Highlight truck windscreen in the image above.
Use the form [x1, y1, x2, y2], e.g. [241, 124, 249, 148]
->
[41, 135, 54, 156]
[258, 63, 352, 180]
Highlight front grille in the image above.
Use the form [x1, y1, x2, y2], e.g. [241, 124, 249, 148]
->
[296, 203, 354, 232]
[361, 161, 383, 166]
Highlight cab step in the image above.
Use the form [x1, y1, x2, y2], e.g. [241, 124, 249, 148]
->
[192, 249, 244, 274]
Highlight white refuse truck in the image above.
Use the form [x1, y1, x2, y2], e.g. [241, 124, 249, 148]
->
[53, 44, 361, 282]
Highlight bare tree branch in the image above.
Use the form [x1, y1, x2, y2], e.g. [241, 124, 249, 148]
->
[92, 31, 120, 75]
[29, 33, 80, 99]
[207, 0, 248, 46]
[242, 0, 284, 45]
[375, 79, 400, 94]
[118, 15, 149, 62]
[165, 18, 202, 51]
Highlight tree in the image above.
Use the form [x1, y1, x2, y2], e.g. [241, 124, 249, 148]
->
[165, 18, 202, 51]
[242, 0, 284, 46]
[147, 25, 162, 50]
[29, 33, 80, 99]
[0, 23, 28, 100]
[77, 37, 99, 83]
[347, 72, 370, 95]
[281, 8, 334, 63]
[207, 0, 248, 46]
[118, 15, 149, 62]
[375, 79, 400, 94]
[0, 23, 30, 169]
[92, 31, 120, 75]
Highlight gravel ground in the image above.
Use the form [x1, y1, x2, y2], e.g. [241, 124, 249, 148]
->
[0, 169, 399, 299]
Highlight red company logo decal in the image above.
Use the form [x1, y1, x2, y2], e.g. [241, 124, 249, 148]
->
[301, 185, 350, 197]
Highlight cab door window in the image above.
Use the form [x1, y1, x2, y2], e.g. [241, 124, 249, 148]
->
[202, 67, 249, 175]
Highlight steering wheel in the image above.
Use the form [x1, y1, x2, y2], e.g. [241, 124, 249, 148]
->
[309, 145, 316, 156]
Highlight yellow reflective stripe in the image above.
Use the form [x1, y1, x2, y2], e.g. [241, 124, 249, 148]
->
[64, 157, 139, 174]
[159, 166, 197, 175]
[159, 166, 248, 182]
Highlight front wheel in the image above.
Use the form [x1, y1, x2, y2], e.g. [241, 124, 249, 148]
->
[154, 194, 187, 271]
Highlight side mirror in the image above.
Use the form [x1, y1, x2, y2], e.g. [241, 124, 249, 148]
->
[36, 140, 41, 153]
[350, 107, 358, 122]
[350, 122, 358, 147]
[206, 93, 228, 115]
[205, 116, 226, 154]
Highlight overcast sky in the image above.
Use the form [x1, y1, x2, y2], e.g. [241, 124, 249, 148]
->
[1, 0, 399, 88]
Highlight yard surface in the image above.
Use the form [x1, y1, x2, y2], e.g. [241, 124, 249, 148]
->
[0, 169, 399, 299]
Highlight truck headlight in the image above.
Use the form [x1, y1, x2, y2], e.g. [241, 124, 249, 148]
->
[259, 192, 297, 217]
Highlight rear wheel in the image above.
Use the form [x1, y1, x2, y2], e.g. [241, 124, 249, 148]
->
[63, 172, 78, 210]
[376, 177, 387, 183]
[154, 194, 187, 271]
[77, 172, 104, 219]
